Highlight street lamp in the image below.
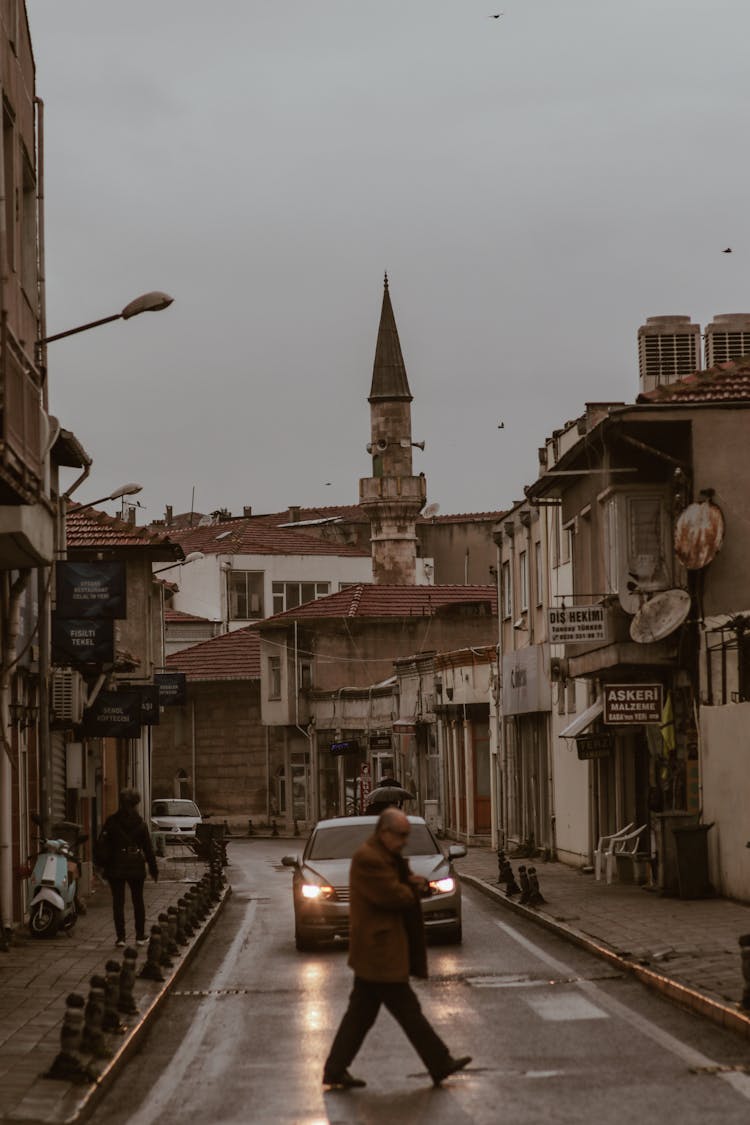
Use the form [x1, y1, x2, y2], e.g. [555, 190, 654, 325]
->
[67, 482, 143, 511]
[153, 552, 205, 576]
[38, 291, 173, 346]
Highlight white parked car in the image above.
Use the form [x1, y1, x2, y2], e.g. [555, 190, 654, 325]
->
[151, 798, 203, 842]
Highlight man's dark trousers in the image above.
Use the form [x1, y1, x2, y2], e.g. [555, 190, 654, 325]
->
[325, 976, 452, 1079]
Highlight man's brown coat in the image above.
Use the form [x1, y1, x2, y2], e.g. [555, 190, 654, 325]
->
[347, 834, 428, 983]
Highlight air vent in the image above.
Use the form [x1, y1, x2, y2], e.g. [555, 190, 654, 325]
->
[51, 670, 84, 725]
[637, 315, 701, 393]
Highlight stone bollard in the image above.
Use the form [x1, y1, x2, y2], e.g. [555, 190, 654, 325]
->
[518, 865, 531, 905]
[271, 818, 279, 837]
[175, 899, 189, 946]
[179, 895, 195, 938]
[166, 906, 180, 955]
[498, 852, 521, 897]
[193, 880, 208, 922]
[223, 819, 232, 837]
[139, 926, 166, 982]
[82, 976, 112, 1059]
[157, 913, 174, 969]
[527, 867, 547, 906]
[247, 818, 255, 836]
[118, 948, 139, 1015]
[45, 993, 94, 1083]
[102, 960, 125, 1033]
[739, 934, 750, 1009]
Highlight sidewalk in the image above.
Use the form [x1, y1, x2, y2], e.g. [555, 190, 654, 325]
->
[0, 848, 229, 1124]
[459, 846, 750, 1039]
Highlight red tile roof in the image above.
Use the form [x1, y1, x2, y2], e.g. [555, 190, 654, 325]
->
[67, 506, 184, 557]
[163, 516, 370, 558]
[165, 626, 260, 681]
[260, 583, 497, 625]
[637, 357, 750, 404]
[164, 609, 213, 624]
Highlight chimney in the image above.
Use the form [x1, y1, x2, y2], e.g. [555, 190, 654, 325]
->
[243, 506, 253, 518]
[288, 505, 301, 523]
[637, 315, 701, 394]
[165, 504, 173, 526]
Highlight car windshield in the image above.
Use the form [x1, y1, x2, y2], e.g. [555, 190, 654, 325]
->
[307, 823, 439, 860]
[152, 800, 200, 817]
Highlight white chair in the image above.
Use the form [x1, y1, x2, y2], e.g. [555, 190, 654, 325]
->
[607, 824, 648, 884]
[594, 822, 634, 882]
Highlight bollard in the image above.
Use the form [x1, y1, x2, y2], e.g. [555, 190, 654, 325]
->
[82, 976, 112, 1059]
[496, 846, 505, 883]
[294, 818, 300, 837]
[247, 818, 255, 836]
[527, 866, 547, 906]
[271, 818, 279, 837]
[175, 899, 189, 945]
[223, 819, 232, 837]
[194, 879, 210, 921]
[117, 948, 139, 1015]
[139, 926, 166, 981]
[179, 895, 195, 938]
[158, 914, 174, 969]
[740, 934, 750, 1010]
[102, 960, 125, 1033]
[498, 852, 521, 897]
[518, 865, 531, 905]
[166, 906, 180, 954]
[46, 993, 95, 1083]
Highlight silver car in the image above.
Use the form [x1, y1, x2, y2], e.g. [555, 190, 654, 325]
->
[282, 815, 466, 951]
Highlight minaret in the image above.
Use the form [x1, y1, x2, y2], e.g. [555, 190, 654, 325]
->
[359, 274, 427, 584]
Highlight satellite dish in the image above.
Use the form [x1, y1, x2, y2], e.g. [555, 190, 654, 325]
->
[630, 588, 691, 644]
[674, 500, 725, 570]
[423, 502, 440, 519]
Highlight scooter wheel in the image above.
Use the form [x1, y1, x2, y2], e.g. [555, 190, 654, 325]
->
[29, 901, 61, 937]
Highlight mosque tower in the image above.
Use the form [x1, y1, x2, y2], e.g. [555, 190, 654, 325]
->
[358, 274, 427, 584]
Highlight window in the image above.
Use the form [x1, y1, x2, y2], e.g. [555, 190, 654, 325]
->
[272, 581, 329, 614]
[20, 149, 35, 300]
[228, 571, 264, 620]
[602, 488, 670, 600]
[501, 560, 512, 619]
[519, 551, 528, 612]
[299, 660, 312, 691]
[268, 656, 281, 700]
[3, 103, 15, 273]
[535, 541, 543, 607]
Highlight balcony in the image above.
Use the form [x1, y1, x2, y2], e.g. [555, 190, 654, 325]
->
[0, 318, 43, 505]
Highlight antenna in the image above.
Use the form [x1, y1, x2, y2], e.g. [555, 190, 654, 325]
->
[630, 589, 691, 644]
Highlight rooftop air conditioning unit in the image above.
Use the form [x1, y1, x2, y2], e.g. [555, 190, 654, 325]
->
[51, 669, 85, 725]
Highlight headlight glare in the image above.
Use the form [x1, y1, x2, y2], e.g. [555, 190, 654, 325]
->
[301, 883, 334, 900]
[428, 876, 455, 895]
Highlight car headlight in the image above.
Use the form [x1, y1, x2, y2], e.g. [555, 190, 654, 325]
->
[428, 876, 455, 895]
[300, 883, 334, 900]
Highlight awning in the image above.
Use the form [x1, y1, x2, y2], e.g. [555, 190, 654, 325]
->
[559, 698, 603, 739]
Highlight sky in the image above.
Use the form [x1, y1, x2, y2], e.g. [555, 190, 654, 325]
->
[27, 1, 750, 524]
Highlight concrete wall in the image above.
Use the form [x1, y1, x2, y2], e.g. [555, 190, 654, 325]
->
[152, 680, 266, 821]
[700, 703, 750, 902]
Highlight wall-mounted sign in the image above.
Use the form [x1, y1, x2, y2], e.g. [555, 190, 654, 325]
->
[154, 672, 187, 707]
[502, 645, 552, 715]
[52, 618, 114, 667]
[549, 605, 607, 644]
[576, 733, 613, 760]
[330, 739, 360, 756]
[81, 691, 142, 737]
[118, 684, 161, 726]
[55, 562, 127, 619]
[369, 734, 392, 750]
[603, 683, 663, 725]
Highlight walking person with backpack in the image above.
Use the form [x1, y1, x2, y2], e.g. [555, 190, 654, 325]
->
[94, 789, 158, 948]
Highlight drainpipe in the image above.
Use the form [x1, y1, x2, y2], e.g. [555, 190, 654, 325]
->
[294, 621, 316, 826]
[191, 698, 197, 802]
[1, 571, 30, 921]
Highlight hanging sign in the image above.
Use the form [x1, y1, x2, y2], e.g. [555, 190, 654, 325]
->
[118, 684, 161, 725]
[81, 691, 142, 737]
[155, 672, 187, 707]
[330, 739, 359, 756]
[575, 733, 613, 760]
[549, 605, 607, 644]
[52, 618, 114, 667]
[603, 683, 663, 725]
[55, 562, 127, 619]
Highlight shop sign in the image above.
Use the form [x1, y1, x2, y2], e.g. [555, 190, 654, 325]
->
[154, 672, 187, 707]
[603, 683, 663, 725]
[81, 691, 142, 737]
[502, 645, 551, 715]
[118, 684, 161, 726]
[52, 618, 114, 667]
[369, 734, 392, 750]
[330, 739, 359, 756]
[576, 733, 613, 760]
[548, 604, 607, 644]
[55, 562, 127, 619]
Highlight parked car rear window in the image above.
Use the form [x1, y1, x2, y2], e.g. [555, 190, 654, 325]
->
[307, 823, 439, 860]
[152, 800, 200, 817]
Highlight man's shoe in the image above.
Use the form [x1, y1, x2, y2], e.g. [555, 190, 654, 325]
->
[115, 939, 126, 948]
[322, 1070, 366, 1089]
[432, 1055, 472, 1086]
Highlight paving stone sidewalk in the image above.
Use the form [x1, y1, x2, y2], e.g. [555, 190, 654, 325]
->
[0, 847, 228, 1124]
[458, 846, 750, 1038]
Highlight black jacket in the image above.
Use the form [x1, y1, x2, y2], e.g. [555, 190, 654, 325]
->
[100, 809, 158, 881]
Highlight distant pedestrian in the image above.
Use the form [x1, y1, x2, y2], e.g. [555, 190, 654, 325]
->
[95, 789, 158, 948]
[323, 808, 471, 1089]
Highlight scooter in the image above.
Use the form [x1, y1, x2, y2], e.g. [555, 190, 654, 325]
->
[27, 814, 87, 938]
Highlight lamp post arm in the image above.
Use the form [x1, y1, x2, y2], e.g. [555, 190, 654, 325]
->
[39, 312, 122, 346]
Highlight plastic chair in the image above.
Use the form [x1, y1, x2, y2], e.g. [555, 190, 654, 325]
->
[606, 824, 647, 884]
[594, 822, 634, 882]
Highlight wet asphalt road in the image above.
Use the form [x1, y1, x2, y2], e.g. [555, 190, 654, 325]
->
[88, 838, 750, 1125]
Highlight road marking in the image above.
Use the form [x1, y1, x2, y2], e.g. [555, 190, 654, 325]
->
[494, 919, 750, 1102]
[524, 991, 608, 1021]
[127, 899, 258, 1125]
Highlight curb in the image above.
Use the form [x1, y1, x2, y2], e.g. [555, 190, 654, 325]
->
[461, 873, 750, 1042]
[7, 884, 233, 1125]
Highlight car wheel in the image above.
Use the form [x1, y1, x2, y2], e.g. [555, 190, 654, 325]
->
[295, 926, 317, 952]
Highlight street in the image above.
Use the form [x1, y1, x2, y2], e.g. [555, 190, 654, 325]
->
[88, 839, 750, 1125]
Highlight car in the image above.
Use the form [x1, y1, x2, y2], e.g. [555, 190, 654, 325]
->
[282, 815, 466, 951]
[150, 798, 203, 842]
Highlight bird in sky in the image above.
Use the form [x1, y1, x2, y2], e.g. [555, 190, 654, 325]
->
[489, 12, 504, 17]
[497, 421, 505, 429]
[722, 247, 733, 253]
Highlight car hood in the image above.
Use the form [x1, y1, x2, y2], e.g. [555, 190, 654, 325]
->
[301, 854, 450, 885]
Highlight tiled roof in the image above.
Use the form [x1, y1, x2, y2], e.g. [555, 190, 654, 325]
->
[637, 357, 750, 404]
[164, 609, 213, 624]
[260, 583, 497, 625]
[165, 516, 370, 558]
[165, 626, 260, 681]
[67, 506, 184, 557]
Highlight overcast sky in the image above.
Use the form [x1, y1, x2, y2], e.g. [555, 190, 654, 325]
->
[27, 1, 750, 524]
